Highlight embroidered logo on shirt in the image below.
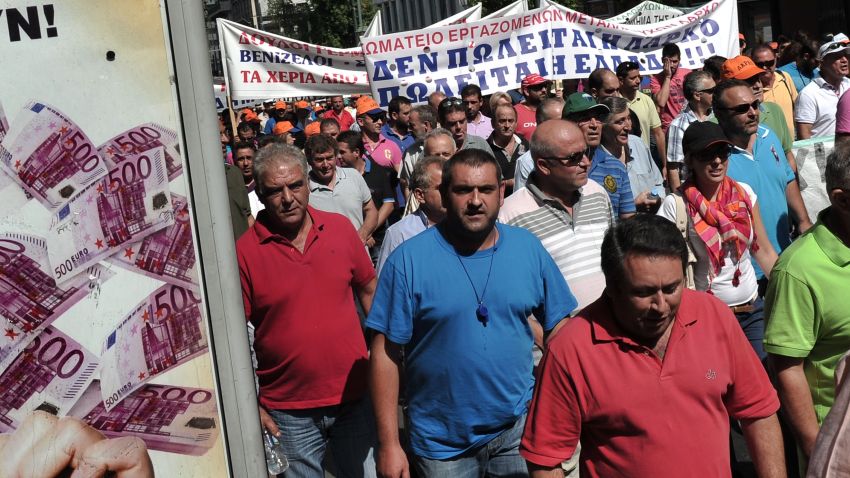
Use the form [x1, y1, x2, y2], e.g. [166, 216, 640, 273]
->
[770, 145, 780, 163]
[603, 175, 618, 193]
[705, 369, 717, 380]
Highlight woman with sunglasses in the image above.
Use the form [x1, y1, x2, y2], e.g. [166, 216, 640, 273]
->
[657, 122, 778, 359]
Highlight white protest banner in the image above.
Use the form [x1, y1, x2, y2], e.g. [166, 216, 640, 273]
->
[482, 0, 529, 20]
[362, 0, 738, 107]
[213, 84, 266, 112]
[608, 1, 695, 25]
[218, 18, 371, 99]
[793, 136, 833, 221]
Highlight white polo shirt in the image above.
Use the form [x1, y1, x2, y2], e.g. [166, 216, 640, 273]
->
[795, 77, 850, 138]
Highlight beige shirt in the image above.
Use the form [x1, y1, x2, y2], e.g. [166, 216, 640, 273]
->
[763, 70, 798, 140]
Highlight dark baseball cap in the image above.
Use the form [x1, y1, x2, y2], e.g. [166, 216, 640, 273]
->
[563, 92, 609, 118]
[682, 122, 732, 156]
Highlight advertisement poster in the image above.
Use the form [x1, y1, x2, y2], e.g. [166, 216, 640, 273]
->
[0, 0, 231, 475]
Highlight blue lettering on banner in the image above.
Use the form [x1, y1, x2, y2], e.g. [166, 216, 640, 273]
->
[396, 56, 414, 77]
[454, 73, 473, 90]
[534, 57, 549, 77]
[490, 66, 509, 87]
[448, 48, 468, 68]
[700, 19, 719, 37]
[372, 60, 394, 81]
[473, 44, 493, 64]
[572, 30, 588, 48]
[433, 78, 454, 97]
[516, 32, 537, 54]
[552, 54, 568, 75]
[552, 28, 569, 48]
[497, 38, 517, 59]
[378, 86, 402, 105]
[514, 62, 532, 83]
[537, 30, 551, 50]
[600, 33, 621, 50]
[575, 54, 591, 75]
[474, 69, 490, 90]
[418, 52, 439, 74]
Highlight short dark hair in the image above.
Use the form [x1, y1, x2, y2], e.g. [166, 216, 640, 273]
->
[702, 56, 727, 82]
[304, 134, 338, 160]
[662, 43, 681, 58]
[440, 149, 502, 196]
[336, 130, 364, 155]
[615, 61, 640, 78]
[237, 121, 255, 132]
[750, 43, 774, 58]
[460, 84, 483, 99]
[233, 141, 255, 154]
[257, 135, 286, 149]
[388, 96, 412, 115]
[319, 117, 340, 132]
[438, 97, 465, 123]
[600, 215, 688, 287]
[683, 70, 713, 100]
[712, 79, 751, 112]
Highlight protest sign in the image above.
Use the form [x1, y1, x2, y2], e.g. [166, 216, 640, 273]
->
[214, 84, 265, 111]
[793, 136, 833, 221]
[0, 1, 261, 475]
[608, 1, 696, 25]
[362, 0, 738, 106]
[218, 18, 372, 99]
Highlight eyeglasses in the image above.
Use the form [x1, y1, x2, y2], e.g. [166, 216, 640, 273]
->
[543, 150, 586, 165]
[367, 112, 386, 121]
[754, 59, 776, 69]
[698, 87, 716, 95]
[527, 83, 549, 91]
[718, 100, 760, 114]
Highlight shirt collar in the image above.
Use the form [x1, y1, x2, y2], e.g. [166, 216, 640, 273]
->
[589, 294, 697, 346]
[253, 206, 324, 245]
[309, 167, 343, 191]
[813, 208, 850, 267]
[526, 175, 582, 209]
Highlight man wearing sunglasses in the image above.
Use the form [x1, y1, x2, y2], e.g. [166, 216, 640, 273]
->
[356, 96, 403, 173]
[715, 80, 812, 282]
[515, 74, 552, 141]
[796, 33, 850, 140]
[752, 44, 799, 140]
[666, 71, 715, 190]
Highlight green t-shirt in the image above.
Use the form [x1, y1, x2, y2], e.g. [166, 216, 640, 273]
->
[764, 208, 850, 423]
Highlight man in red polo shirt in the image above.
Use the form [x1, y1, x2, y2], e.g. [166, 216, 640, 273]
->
[521, 215, 785, 478]
[236, 143, 378, 476]
[323, 95, 355, 132]
[515, 73, 551, 141]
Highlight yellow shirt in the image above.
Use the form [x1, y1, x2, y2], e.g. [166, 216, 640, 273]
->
[627, 91, 662, 147]
[763, 70, 798, 139]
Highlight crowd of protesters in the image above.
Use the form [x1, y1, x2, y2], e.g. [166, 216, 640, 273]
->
[221, 30, 850, 478]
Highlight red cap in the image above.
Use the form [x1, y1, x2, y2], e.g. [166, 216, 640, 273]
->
[521, 73, 550, 87]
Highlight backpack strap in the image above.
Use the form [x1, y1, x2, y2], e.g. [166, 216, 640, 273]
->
[672, 193, 697, 290]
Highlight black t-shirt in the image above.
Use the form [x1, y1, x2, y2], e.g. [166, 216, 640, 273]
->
[487, 134, 529, 196]
[361, 159, 396, 243]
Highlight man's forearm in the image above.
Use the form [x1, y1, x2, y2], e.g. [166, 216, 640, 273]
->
[370, 334, 402, 446]
[528, 463, 565, 478]
[652, 127, 667, 172]
[785, 180, 813, 231]
[655, 79, 671, 108]
[377, 202, 395, 229]
[741, 414, 786, 478]
[359, 201, 379, 241]
[667, 167, 681, 191]
[770, 355, 820, 457]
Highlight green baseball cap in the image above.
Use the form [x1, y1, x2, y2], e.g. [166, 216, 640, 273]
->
[563, 92, 610, 118]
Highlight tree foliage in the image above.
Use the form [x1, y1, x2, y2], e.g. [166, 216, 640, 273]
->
[269, 0, 371, 48]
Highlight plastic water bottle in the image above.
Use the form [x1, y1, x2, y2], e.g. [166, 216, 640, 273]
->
[263, 429, 289, 474]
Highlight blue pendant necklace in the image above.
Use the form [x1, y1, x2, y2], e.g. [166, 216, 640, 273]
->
[455, 236, 497, 326]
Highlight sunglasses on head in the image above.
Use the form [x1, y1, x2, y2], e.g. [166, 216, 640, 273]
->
[439, 97, 464, 110]
[754, 59, 776, 69]
[719, 100, 760, 114]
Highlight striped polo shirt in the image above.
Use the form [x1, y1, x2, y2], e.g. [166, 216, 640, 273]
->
[500, 177, 614, 312]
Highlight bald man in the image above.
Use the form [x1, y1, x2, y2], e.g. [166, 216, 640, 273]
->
[513, 98, 565, 192]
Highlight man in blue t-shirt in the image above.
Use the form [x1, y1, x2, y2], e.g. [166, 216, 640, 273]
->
[714, 79, 813, 279]
[367, 149, 576, 477]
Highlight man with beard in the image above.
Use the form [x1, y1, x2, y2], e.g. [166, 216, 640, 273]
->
[438, 97, 494, 156]
[515, 74, 552, 141]
[382, 96, 415, 153]
[399, 105, 436, 199]
[368, 149, 575, 477]
[462, 84, 493, 139]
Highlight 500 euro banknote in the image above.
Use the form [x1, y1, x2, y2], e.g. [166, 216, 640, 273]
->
[99, 123, 183, 181]
[0, 232, 112, 372]
[99, 283, 208, 411]
[0, 326, 98, 433]
[69, 381, 219, 456]
[0, 101, 108, 211]
[106, 193, 198, 290]
[46, 146, 173, 284]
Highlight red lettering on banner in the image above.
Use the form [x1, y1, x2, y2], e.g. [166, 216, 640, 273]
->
[265, 71, 317, 83]
[321, 73, 357, 84]
[240, 70, 263, 83]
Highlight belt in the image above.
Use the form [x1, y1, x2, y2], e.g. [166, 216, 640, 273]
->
[730, 299, 756, 314]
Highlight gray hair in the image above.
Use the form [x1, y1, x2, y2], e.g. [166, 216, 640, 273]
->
[424, 127, 454, 143]
[826, 141, 850, 191]
[412, 105, 435, 128]
[683, 70, 713, 100]
[489, 91, 512, 113]
[253, 143, 309, 195]
[536, 98, 565, 124]
[599, 96, 629, 121]
[410, 156, 445, 191]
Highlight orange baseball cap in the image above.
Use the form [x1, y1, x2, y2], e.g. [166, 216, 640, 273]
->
[304, 121, 321, 137]
[721, 56, 764, 80]
[274, 100, 287, 110]
[356, 96, 383, 116]
[273, 121, 294, 135]
[295, 100, 309, 109]
[242, 110, 261, 123]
